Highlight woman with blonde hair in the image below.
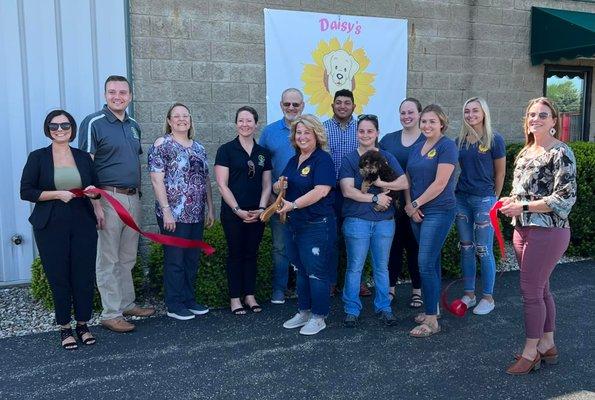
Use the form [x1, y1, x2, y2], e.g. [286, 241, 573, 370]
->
[455, 97, 506, 315]
[275, 114, 336, 335]
[500, 97, 576, 375]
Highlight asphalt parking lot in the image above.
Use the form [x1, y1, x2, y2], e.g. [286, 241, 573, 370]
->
[0, 260, 593, 400]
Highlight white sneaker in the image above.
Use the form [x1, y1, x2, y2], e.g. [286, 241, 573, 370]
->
[473, 299, 495, 315]
[283, 311, 311, 329]
[299, 317, 326, 335]
[461, 295, 477, 308]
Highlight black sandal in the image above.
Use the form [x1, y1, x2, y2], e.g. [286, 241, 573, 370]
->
[60, 328, 78, 350]
[231, 306, 247, 315]
[409, 293, 424, 308]
[75, 324, 96, 345]
[249, 304, 262, 313]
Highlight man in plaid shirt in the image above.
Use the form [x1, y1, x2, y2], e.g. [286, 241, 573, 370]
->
[323, 89, 371, 297]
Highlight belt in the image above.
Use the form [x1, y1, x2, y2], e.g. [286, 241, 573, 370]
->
[101, 186, 137, 195]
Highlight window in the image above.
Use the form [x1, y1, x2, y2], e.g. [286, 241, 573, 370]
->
[543, 65, 592, 142]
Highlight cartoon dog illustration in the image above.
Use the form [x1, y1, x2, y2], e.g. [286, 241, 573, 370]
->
[323, 49, 360, 96]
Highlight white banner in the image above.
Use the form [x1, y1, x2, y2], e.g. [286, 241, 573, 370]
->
[264, 9, 408, 134]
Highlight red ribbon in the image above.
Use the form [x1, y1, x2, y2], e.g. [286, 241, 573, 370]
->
[489, 200, 506, 260]
[71, 188, 215, 255]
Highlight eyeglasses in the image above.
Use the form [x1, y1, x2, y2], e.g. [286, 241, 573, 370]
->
[526, 112, 551, 120]
[48, 122, 72, 131]
[247, 160, 255, 179]
[358, 114, 378, 122]
[282, 102, 301, 108]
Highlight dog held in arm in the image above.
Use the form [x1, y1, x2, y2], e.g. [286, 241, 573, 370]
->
[359, 150, 399, 211]
[260, 176, 287, 223]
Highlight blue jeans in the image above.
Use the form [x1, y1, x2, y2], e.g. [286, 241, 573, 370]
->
[285, 216, 337, 317]
[270, 213, 290, 293]
[342, 217, 394, 316]
[455, 193, 497, 295]
[410, 209, 455, 315]
[158, 218, 204, 313]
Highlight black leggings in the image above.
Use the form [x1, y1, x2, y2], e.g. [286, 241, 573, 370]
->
[221, 216, 265, 298]
[388, 210, 421, 289]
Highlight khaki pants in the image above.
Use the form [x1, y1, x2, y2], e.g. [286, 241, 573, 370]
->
[96, 192, 140, 320]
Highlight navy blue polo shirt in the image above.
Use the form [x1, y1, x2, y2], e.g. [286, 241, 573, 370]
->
[339, 149, 404, 221]
[456, 133, 506, 196]
[79, 105, 142, 188]
[379, 130, 424, 172]
[380, 130, 424, 204]
[282, 147, 336, 222]
[215, 136, 272, 219]
[407, 136, 458, 211]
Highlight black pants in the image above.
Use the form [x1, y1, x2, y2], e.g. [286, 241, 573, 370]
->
[34, 200, 97, 325]
[388, 209, 421, 289]
[221, 216, 265, 298]
[158, 218, 204, 313]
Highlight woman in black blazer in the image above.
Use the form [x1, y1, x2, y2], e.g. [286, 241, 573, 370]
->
[21, 110, 100, 350]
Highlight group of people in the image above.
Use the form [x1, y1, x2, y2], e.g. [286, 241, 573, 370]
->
[21, 76, 577, 376]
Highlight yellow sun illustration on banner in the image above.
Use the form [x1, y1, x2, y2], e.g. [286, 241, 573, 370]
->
[301, 37, 376, 117]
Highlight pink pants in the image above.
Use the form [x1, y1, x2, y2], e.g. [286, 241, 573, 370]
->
[513, 226, 570, 339]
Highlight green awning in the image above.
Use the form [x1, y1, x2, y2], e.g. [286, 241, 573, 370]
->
[531, 6, 595, 65]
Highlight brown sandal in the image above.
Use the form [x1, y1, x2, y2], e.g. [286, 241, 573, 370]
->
[409, 322, 441, 338]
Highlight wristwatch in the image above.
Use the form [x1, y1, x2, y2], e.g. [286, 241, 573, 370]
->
[292, 201, 298, 210]
[522, 201, 529, 212]
[372, 194, 379, 204]
[233, 206, 241, 213]
[411, 200, 419, 209]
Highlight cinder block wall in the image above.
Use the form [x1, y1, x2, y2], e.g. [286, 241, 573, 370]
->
[129, 0, 595, 232]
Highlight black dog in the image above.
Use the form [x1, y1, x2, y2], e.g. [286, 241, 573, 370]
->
[358, 150, 400, 210]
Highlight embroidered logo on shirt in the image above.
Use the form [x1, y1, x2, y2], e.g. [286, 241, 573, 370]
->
[427, 149, 437, 159]
[131, 126, 140, 140]
[478, 144, 489, 153]
[300, 166, 311, 177]
[258, 154, 265, 167]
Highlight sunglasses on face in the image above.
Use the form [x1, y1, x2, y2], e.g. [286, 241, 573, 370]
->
[526, 112, 551, 120]
[48, 122, 72, 131]
[282, 102, 301, 108]
[247, 160, 255, 179]
[358, 114, 378, 122]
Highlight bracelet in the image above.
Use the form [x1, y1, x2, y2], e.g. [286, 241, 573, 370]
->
[233, 206, 241, 213]
[258, 207, 266, 210]
[292, 201, 298, 210]
[161, 205, 170, 210]
[94, 194, 102, 200]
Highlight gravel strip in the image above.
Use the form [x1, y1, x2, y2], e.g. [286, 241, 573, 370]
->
[0, 245, 588, 339]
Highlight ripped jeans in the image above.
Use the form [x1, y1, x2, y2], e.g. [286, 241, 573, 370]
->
[455, 193, 497, 296]
[285, 215, 337, 317]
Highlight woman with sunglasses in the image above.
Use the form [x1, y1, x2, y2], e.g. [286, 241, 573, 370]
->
[379, 98, 425, 309]
[455, 97, 506, 315]
[500, 97, 576, 375]
[148, 103, 215, 321]
[404, 104, 458, 338]
[20, 110, 100, 350]
[340, 114, 409, 327]
[215, 106, 272, 315]
[275, 114, 336, 335]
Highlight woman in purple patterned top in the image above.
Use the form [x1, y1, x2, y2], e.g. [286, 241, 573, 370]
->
[148, 102, 215, 321]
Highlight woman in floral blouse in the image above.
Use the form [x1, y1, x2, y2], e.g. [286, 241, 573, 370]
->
[148, 102, 215, 321]
[500, 97, 577, 375]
